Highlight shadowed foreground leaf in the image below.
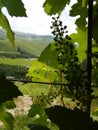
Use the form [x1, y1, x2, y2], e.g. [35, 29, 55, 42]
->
[0, 75, 22, 105]
[0, 110, 14, 130]
[1, 0, 27, 17]
[28, 123, 50, 130]
[45, 105, 98, 130]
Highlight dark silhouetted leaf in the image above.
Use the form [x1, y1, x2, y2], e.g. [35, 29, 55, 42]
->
[28, 123, 50, 130]
[45, 106, 90, 130]
[0, 75, 22, 105]
[1, 0, 27, 17]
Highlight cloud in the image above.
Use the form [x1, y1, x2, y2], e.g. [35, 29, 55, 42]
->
[2, 0, 77, 35]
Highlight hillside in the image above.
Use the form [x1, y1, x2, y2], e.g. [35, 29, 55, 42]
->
[0, 29, 53, 58]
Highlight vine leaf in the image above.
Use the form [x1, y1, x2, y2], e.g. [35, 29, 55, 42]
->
[0, 110, 14, 130]
[0, 76, 22, 105]
[1, 0, 27, 17]
[75, 16, 87, 31]
[38, 43, 58, 68]
[82, 0, 87, 7]
[28, 104, 48, 126]
[43, 0, 70, 15]
[0, 0, 27, 45]
[0, 11, 15, 45]
[27, 60, 57, 82]
[70, 0, 87, 30]
[70, 28, 87, 60]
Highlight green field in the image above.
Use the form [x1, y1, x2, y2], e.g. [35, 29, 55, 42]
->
[0, 57, 33, 66]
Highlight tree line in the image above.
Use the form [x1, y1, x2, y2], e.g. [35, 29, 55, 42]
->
[0, 64, 28, 79]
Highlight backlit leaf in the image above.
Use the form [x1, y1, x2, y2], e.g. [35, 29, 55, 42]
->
[38, 43, 58, 68]
[82, 0, 87, 7]
[27, 60, 57, 82]
[70, 0, 87, 30]
[70, 28, 87, 60]
[43, 0, 70, 15]
[0, 11, 15, 45]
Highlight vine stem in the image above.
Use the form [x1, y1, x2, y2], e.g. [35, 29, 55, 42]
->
[87, 0, 93, 116]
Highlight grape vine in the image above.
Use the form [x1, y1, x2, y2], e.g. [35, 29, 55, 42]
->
[51, 16, 93, 111]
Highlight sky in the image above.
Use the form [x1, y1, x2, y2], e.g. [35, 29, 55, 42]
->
[2, 0, 77, 35]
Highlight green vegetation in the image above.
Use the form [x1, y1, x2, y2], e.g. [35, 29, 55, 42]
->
[0, 64, 28, 79]
[0, 0, 98, 130]
[27, 60, 58, 82]
[0, 58, 32, 66]
[39, 43, 58, 68]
